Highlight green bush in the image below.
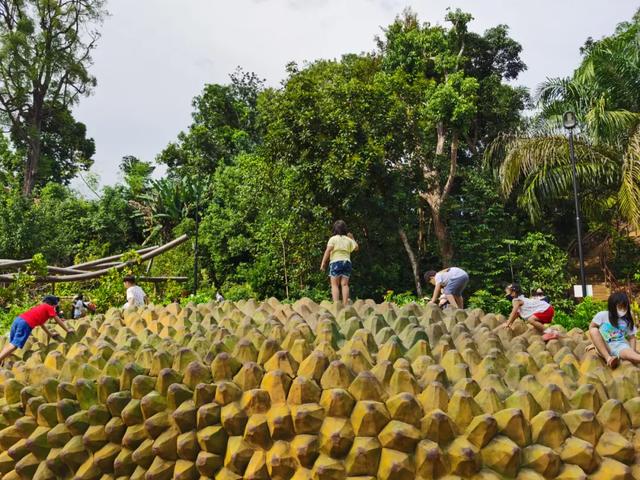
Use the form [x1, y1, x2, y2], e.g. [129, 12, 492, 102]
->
[223, 283, 258, 301]
[467, 289, 512, 316]
[552, 297, 606, 331]
[382, 290, 425, 306]
[0, 303, 35, 335]
[282, 286, 329, 304]
[180, 291, 215, 306]
[501, 233, 573, 312]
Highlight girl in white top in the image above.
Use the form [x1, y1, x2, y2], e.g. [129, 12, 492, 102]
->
[503, 283, 556, 337]
[73, 294, 88, 319]
[589, 292, 638, 368]
[123, 276, 147, 309]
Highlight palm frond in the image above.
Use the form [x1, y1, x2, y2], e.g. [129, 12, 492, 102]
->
[486, 131, 621, 221]
[517, 158, 618, 222]
[618, 127, 640, 228]
[584, 97, 640, 145]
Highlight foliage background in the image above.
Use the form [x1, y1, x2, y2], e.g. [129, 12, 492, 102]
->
[0, 8, 638, 333]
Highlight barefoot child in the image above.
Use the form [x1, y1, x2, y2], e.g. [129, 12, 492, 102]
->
[0, 296, 74, 365]
[503, 283, 556, 337]
[320, 220, 358, 303]
[589, 292, 638, 368]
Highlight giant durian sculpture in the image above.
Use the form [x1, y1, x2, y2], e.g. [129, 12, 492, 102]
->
[0, 298, 638, 480]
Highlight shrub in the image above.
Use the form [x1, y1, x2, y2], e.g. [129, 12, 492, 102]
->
[223, 283, 258, 301]
[382, 290, 425, 306]
[283, 286, 328, 304]
[180, 291, 215, 306]
[501, 233, 573, 312]
[552, 297, 606, 331]
[467, 289, 512, 316]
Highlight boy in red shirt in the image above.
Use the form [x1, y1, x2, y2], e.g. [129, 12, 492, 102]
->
[0, 295, 74, 365]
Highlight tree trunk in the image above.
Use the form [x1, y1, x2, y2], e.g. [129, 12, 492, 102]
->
[399, 228, 422, 297]
[436, 122, 446, 155]
[279, 234, 289, 299]
[431, 208, 453, 266]
[23, 103, 43, 196]
[417, 206, 426, 253]
[23, 136, 40, 196]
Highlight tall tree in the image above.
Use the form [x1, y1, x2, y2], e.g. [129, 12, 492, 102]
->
[158, 68, 264, 176]
[119, 155, 155, 197]
[0, 0, 106, 195]
[259, 55, 416, 296]
[27, 101, 94, 185]
[379, 9, 527, 266]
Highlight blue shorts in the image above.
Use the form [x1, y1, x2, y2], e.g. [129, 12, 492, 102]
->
[608, 341, 632, 357]
[443, 273, 469, 296]
[9, 317, 32, 349]
[329, 260, 352, 278]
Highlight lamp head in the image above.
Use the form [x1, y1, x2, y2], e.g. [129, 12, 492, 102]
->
[563, 111, 577, 129]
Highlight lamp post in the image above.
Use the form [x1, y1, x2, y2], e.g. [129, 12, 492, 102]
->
[563, 111, 587, 298]
[193, 186, 200, 295]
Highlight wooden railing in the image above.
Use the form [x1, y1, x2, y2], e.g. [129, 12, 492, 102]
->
[601, 255, 637, 298]
[602, 261, 619, 290]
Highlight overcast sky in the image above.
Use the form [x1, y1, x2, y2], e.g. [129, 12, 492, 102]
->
[72, 0, 639, 190]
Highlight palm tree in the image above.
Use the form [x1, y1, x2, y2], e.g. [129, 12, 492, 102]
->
[130, 176, 211, 244]
[486, 12, 640, 228]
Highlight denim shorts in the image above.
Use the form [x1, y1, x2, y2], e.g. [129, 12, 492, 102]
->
[9, 317, 32, 349]
[329, 260, 352, 278]
[608, 340, 632, 357]
[443, 273, 469, 296]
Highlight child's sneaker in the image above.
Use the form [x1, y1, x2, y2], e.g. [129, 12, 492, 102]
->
[542, 329, 560, 342]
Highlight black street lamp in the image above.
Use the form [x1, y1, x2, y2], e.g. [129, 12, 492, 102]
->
[193, 186, 200, 295]
[563, 111, 587, 298]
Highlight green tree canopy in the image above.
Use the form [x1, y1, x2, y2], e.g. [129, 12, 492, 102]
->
[377, 8, 528, 270]
[0, 0, 106, 194]
[158, 69, 264, 176]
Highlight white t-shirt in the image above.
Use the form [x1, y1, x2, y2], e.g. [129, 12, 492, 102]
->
[435, 267, 467, 286]
[516, 295, 550, 319]
[592, 311, 637, 343]
[124, 285, 146, 308]
[73, 300, 86, 319]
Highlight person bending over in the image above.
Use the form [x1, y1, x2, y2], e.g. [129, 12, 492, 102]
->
[589, 292, 638, 368]
[502, 283, 556, 337]
[0, 295, 74, 365]
[425, 267, 469, 309]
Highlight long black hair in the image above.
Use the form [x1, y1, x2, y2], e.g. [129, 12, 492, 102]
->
[608, 291, 633, 328]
